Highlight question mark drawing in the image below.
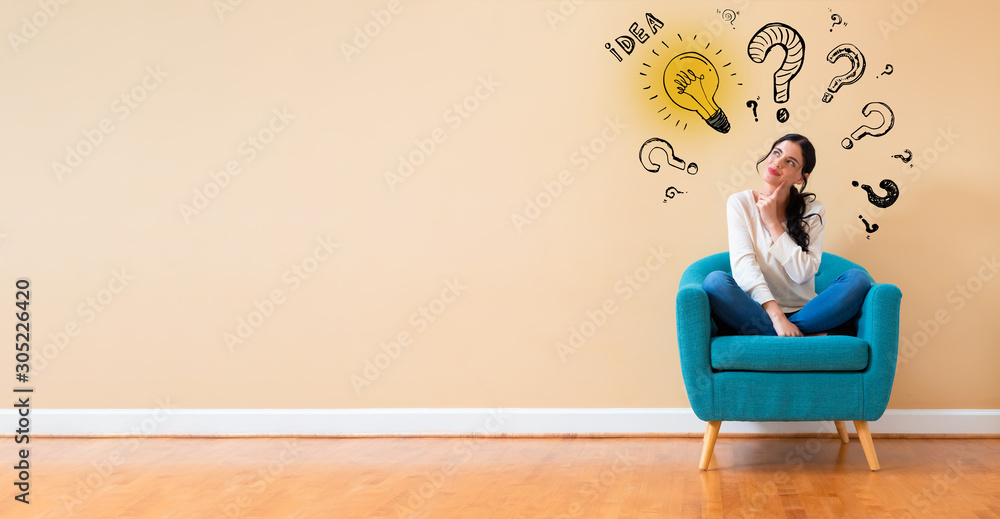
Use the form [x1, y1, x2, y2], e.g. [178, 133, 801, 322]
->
[748, 23, 805, 123]
[721, 9, 738, 27]
[852, 179, 899, 208]
[859, 215, 878, 238]
[879, 64, 894, 78]
[639, 138, 698, 175]
[892, 149, 913, 167]
[746, 100, 758, 122]
[663, 186, 687, 203]
[841, 101, 895, 149]
[830, 14, 844, 31]
[822, 43, 866, 103]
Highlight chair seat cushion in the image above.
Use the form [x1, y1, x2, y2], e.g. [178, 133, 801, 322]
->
[710, 335, 870, 372]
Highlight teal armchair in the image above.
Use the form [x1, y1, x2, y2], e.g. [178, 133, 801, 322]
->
[676, 252, 902, 471]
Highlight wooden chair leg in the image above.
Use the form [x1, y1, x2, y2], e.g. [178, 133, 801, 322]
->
[853, 420, 880, 471]
[699, 421, 722, 470]
[834, 421, 850, 444]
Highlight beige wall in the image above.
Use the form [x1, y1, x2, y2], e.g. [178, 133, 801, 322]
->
[2, 1, 997, 410]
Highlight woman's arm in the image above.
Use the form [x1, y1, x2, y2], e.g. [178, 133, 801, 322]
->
[730, 194, 800, 336]
[763, 300, 803, 337]
[727, 193, 773, 305]
[768, 202, 825, 284]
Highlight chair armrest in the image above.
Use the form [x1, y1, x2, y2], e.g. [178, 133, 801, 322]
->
[676, 283, 715, 420]
[856, 282, 902, 420]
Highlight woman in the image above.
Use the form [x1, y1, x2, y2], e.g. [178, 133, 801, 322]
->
[702, 134, 871, 336]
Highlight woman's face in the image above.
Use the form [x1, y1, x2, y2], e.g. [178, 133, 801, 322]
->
[763, 140, 806, 187]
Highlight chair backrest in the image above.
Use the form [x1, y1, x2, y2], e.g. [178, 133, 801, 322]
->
[688, 252, 872, 291]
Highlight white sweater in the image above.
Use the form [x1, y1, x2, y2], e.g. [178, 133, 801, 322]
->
[727, 190, 825, 313]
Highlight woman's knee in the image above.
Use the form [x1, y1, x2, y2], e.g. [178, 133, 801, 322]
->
[843, 269, 872, 286]
[702, 271, 735, 295]
[841, 269, 873, 296]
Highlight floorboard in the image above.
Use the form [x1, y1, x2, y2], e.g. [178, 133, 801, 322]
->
[2, 437, 998, 518]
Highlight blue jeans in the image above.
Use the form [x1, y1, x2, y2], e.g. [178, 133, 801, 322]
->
[702, 269, 872, 336]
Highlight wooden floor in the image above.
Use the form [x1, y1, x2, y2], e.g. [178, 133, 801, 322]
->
[3, 436, 999, 518]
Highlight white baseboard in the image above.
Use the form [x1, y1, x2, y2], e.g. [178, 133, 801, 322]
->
[3, 408, 998, 436]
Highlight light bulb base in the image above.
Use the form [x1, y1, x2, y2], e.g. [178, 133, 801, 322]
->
[705, 109, 730, 134]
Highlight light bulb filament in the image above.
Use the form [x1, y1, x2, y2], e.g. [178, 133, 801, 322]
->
[672, 70, 711, 114]
[661, 51, 730, 134]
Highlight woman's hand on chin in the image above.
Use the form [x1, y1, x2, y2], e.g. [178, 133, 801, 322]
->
[756, 181, 785, 229]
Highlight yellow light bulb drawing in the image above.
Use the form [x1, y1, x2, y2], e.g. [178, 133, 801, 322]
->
[662, 52, 730, 134]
